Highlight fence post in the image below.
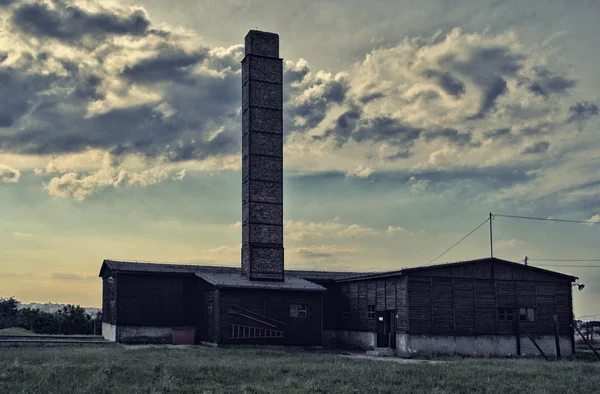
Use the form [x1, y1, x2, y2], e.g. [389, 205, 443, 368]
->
[553, 315, 561, 360]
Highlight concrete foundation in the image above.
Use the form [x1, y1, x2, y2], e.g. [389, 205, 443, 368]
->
[103, 324, 197, 344]
[326, 330, 376, 350]
[102, 322, 117, 342]
[396, 333, 573, 358]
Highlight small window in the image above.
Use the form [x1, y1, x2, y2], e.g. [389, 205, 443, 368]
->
[208, 301, 214, 315]
[342, 306, 349, 320]
[367, 306, 375, 319]
[498, 307, 514, 321]
[519, 308, 535, 322]
[289, 304, 307, 318]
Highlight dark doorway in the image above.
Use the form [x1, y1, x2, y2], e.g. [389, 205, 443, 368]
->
[376, 311, 396, 348]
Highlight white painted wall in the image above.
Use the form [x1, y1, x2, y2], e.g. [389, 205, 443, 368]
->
[396, 333, 573, 358]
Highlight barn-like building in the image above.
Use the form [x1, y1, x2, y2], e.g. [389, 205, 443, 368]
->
[99, 30, 578, 358]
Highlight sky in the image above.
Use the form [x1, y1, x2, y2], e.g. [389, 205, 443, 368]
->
[0, 0, 598, 318]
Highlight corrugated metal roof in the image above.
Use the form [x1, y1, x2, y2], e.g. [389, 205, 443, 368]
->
[194, 272, 326, 291]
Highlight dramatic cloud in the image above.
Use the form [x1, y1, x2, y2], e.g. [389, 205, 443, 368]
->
[0, 2, 595, 205]
[11, 2, 150, 42]
[0, 164, 21, 182]
[43, 152, 186, 200]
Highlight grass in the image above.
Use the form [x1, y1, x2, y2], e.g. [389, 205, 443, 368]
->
[1, 346, 599, 393]
[0, 327, 39, 336]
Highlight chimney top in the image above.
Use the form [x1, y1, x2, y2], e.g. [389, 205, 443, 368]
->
[245, 30, 279, 58]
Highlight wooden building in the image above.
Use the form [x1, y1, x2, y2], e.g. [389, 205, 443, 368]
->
[99, 257, 577, 357]
[321, 257, 577, 357]
[98, 30, 578, 357]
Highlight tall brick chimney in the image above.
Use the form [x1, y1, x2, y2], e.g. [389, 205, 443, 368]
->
[241, 31, 284, 281]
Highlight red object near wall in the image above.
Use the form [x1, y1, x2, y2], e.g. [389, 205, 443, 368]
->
[172, 328, 196, 345]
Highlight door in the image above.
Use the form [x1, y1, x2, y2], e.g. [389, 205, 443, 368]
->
[376, 312, 389, 347]
[376, 311, 396, 348]
[389, 311, 396, 349]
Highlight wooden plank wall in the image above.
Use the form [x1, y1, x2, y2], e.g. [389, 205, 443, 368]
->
[218, 289, 322, 346]
[407, 275, 573, 336]
[337, 276, 408, 332]
[115, 273, 196, 327]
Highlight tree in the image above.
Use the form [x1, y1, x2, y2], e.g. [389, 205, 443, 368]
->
[0, 296, 19, 329]
[56, 304, 91, 335]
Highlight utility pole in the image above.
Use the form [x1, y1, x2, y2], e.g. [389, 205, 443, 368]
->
[489, 212, 494, 258]
[524, 256, 528, 266]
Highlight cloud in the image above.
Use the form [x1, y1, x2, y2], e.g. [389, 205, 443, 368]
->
[407, 176, 430, 194]
[525, 68, 576, 98]
[521, 141, 550, 155]
[203, 244, 241, 255]
[291, 245, 359, 259]
[567, 101, 599, 123]
[586, 214, 600, 227]
[43, 152, 186, 200]
[11, 1, 151, 43]
[284, 218, 377, 241]
[495, 239, 521, 250]
[0, 164, 21, 182]
[230, 221, 242, 229]
[346, 165, 374, 178]
[386, 225, 407, 235]
[51, 272, 95, 280]
[12, 231, 32, 237]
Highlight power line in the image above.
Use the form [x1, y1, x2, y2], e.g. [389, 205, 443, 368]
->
[425, 217, 490, 266]
[529, 258, 600, 262]
[492, 213, 599, 225]
[531, 264, 600, 268]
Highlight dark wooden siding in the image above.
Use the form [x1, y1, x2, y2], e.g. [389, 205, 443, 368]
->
[102, 276, 116, 324]
[218, 289, 322, 346]
[115, 273, 197, 327]
[407, 274, 573, 336]
[336, 277, 408, 332]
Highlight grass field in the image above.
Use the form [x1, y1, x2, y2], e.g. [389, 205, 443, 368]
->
[1, 346, 599, 394]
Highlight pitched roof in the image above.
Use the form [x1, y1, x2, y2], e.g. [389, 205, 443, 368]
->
[334, 257, 578, 282]
[99, 259, 369, 281]
[194, 272, 326, 291]
[99, 257, 578, 284]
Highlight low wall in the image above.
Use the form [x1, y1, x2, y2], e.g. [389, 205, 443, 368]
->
[397, 333, 573, 358]
[327, 330, 376, 350]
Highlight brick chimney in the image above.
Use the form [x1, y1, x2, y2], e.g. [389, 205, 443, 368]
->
[241, 31, 284, 281]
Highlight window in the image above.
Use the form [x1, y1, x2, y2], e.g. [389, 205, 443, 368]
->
[519, 308, 535, 322]
[367, 306, 375, 319]
[342, 306, 350, 320]
[498, 307, 514, 321]
[289, 304, 307, 318]
[208, 301, 214, 315]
